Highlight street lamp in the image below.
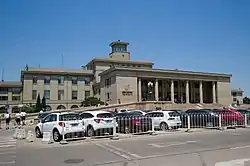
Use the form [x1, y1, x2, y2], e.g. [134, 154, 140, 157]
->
[147, 81, 153, 101]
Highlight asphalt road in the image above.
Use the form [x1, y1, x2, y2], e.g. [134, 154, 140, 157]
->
[0, 127, 17, 165]
[2, 127, 250, 165]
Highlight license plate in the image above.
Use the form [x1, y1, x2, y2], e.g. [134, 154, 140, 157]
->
[71, 124, 78, 127]
[105, 120, 112, 123]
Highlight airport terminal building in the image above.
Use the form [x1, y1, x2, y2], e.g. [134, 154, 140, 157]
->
[0, 41, 232, 110]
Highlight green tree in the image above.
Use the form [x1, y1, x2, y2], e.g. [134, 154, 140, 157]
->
[23, 104, 36, 113]
[41, 96, 46, 110]
[81, 97, 104, 107]
[35, 93, 42, 112]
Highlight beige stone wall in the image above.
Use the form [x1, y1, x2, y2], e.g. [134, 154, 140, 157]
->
[116, 76, 138, 104]
[95, 62, 111, 83]
[23, 78, 33, 101]
[217, 81, 232, 106]
[100, 73, 117, 104]
[109, 52, 130, 60]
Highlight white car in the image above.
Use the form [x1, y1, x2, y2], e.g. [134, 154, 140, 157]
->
[79, 111, 117, 137]
[35, 112, 85, 142]
[145, 110, 182, 130]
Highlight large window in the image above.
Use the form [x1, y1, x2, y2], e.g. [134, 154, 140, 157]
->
[12, 88, 21, 94]
[105, 78, 111, 88]
[12, 96, 21, 101]
[58, 90, 64, 100]
[0, 87, 8, 94]
[72, 90, 77, 100]
[72, 77, 78, 85]
[44, 90, 50, 100]
[32, 90, 37, 100]
[32, 76, 37, 84]
[85, 77, 90, 85]
[44, 76, 50, 84]
[0, 96, 8, 101]
[58, 76, 64, 84]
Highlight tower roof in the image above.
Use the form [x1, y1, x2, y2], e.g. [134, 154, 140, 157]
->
[109, 40, 129, 47]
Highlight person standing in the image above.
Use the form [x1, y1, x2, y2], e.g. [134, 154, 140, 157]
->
[4, 112, 10, 130]
[20, 111, 26, 125]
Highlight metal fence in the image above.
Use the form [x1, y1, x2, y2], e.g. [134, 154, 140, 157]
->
[31, 112, 250, 144]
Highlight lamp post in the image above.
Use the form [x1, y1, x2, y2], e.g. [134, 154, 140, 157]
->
[147, 81, 153, 101]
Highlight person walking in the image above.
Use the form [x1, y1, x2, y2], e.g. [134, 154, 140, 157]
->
[20, 111, 26, 125]
[15, 111, 21, 126]
[4, 112, 10, 130]
[0, 113, 3, 129]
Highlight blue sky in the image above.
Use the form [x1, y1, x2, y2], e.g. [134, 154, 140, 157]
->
[1, 0, 250, 96]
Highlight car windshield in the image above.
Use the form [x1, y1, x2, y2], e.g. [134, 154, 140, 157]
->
[38, 113, 50, 119]
[97, 113, 113, 118]
[59, 113, 80, 121]
[168, 111, 180, 117]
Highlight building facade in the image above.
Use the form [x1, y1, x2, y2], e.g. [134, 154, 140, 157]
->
[231, 88, 244, 105]
[21, 68, 93, 110]
[0, 82, 22, 113]
[0, 40, 234, 111]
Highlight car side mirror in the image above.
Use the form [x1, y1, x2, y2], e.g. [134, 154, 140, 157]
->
[41, 119, 45, 123]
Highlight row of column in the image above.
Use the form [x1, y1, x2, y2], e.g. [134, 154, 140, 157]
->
[137, 78, 217, 104]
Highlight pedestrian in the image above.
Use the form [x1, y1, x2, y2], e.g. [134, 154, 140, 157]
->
[0, 113, 2, 129]
[4, 111, 10, 130]
[20, 111, 26, 125]
[15, 111, 21, 126]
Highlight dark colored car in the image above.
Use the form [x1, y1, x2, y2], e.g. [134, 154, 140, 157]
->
[237, 109, 250, 123]
[236, 109, 250, 116]
[182, 109, 220, 128]
[114, 111, 152, 134]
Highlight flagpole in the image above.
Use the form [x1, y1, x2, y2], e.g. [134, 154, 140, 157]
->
[61, 54, 64, 67]
[1, 67, 4, 82]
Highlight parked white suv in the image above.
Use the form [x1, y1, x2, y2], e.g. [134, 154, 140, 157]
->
[145, 110, 182, 130]
[79, 111, 116, 137]
[35, 112, 85, 142]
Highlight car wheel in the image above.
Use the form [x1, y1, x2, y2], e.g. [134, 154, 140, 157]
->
[87, 126, 95, 137]
[160, 122, 168, 131]
[35, 127, 42, 138]
[53, 129, 62, 142]
[206, 122, 214, 128]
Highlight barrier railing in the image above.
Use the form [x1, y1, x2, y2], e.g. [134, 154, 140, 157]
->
[32, 112, 250, 144]
[180, 113, 249, 130]
[115, 116, 153, 135]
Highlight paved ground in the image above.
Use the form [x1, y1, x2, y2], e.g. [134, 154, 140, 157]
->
[0, 128, 17, 165]
[2, 126, 250, 166]
[0, 128, 245, 166]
